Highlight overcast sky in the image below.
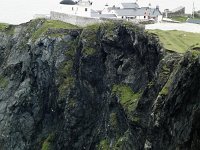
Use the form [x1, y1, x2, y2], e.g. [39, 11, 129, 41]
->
[0, 0, 200, 24]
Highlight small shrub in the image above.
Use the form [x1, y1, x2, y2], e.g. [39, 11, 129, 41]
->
[0, 75, 8, 89]
[68, 98, 76, 108]
[109, 112, 118, 129]
[97, 139, 110, 150]
[114, 130, 131, 150]
[0, 23, 9, 31]
[41, 133, 55, 150]
[83, 47, 96, 56]
[159, 78, 172, 96]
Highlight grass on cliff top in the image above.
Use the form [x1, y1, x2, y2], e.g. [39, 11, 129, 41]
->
[170, 16, 188, 22]
[148, 29, 200, 53]
[0, 23, 9, 31]
[32, 20, 79, 41]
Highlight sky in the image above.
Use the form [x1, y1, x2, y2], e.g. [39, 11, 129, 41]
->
[0, 0, 200, 24]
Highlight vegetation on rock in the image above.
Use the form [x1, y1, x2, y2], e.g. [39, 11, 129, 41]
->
[81, 25, 99, 56]
[0, 23, 9, 31]
[58, 37, 79, 97]
[0, 75, 8, 89]
[112, 84, 141, 118]
[159, 78, 172, 96]
[58, 60, 75, 96]
[31, 20, 78, 41]
[114, 130, 132, 150]
[109, 112, 118, 129]
[41, 134, 55, 150]
[97, 139, 110, 150]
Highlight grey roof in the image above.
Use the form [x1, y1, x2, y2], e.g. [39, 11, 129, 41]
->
[114, 7, 162, 17]
[187, 19, 200, 24]
[77, 1, 92, 6]
[115, 9, 136, 16]
[138, 7, 162, 17]
[121, 3, 139, 9]
[60, 0, 76, 5]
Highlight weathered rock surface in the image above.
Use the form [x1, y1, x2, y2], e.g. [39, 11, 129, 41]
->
[0, 19, 200, 150]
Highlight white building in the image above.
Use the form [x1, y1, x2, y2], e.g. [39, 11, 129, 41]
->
[101, 2, 162, 22]
[59, 0, 99, 18]
[102, 3, 162, 22]
[53, 0, 162, 23]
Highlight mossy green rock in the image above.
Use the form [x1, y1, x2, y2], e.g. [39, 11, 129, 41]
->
[112, 84, 141, 114]
[0, 75, 8, 89]
[41, 134, 55, 150]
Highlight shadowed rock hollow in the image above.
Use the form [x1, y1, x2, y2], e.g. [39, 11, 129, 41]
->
[0, 19, 200, 150]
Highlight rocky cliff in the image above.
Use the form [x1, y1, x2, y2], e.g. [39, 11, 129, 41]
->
[0, 19, 200, 150]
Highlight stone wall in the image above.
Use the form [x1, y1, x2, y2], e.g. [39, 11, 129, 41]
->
[50, 11, 102, 26]
[50, 11, 147, 26]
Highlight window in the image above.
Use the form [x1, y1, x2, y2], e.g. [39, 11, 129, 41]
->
[144, 16, 146, 19]
[72, 7, 73, 11]
[85, 8, 88, 11]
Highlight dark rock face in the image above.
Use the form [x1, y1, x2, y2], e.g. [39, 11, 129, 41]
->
[0, 19, 200, 150]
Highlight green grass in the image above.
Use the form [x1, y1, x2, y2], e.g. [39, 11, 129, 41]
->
[65, 39, 78, 57]
[0, 23, 9, 31]
[148, 30, 200, 53]
[83, 47, 96, 56]
[114, 130, 131, 150]
[112, 84, 141, 113]
[0, 75, 8, 89]
[84, 23, 100, 30]
[97, 139, 110, 150]
[170, 16, 188, 22]
[109, 112, 118, 129]
[31, 20, 78, 41]
[41, 133, 54, 150]
[97, 130, 132, 150]
[57, 38, 79, 97]
[68, 98, 76, 108]
[190, 49, 200, 60]
[58, 60, 75, 96]
[159, 77, 173, 96]
[81, 25, 98, 56]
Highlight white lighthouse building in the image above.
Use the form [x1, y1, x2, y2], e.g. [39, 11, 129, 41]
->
[59, 0, 99, 18]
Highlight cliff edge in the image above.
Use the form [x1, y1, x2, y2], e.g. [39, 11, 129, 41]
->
[0, 19, 200, 150]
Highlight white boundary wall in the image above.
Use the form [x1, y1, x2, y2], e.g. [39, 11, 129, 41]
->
[50, 11, 102, 26]
[50, 11, 148, 27]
